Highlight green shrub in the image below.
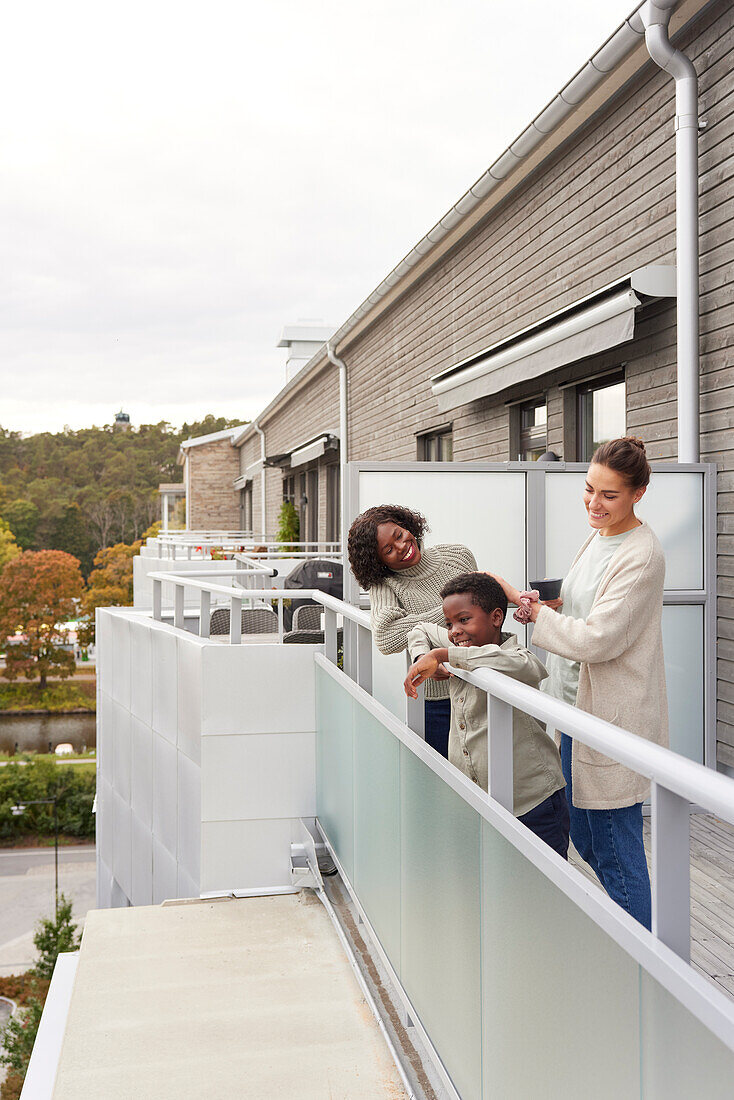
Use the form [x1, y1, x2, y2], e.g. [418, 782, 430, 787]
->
[0, 759, 95, 842]
[276, 501, 299, 544]
[32, 894, 80, 980]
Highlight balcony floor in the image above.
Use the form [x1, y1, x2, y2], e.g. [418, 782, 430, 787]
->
[569, 812, 734, 999]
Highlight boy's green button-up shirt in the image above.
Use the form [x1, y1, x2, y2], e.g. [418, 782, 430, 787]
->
[407, 624, 565, 817]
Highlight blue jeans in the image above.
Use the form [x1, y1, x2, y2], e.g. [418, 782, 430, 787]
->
[424, 698, 451, 759]
[560, 734, 651, 930]
[518, 788, 570, 859]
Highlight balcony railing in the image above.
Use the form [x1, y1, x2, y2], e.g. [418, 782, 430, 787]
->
[127, 567, 734, 1094]
[151, 534, 341, 561]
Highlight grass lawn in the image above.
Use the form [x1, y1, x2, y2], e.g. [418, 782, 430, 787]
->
[0, 681, 95, 713]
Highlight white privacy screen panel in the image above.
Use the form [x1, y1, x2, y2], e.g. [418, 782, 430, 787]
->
[545, 470, 704, 590]
[357, 470, 526, 581]
[662, 604, 704, 764]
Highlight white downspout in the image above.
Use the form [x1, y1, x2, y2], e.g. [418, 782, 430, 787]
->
[326, 341, 348, 557]
[641, 0, 700, 463]
[252, 421, 267, 540]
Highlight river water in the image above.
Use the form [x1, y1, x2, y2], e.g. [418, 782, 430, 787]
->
[0, 713, 96, 755]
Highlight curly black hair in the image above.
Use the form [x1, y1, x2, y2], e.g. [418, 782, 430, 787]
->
[347, 504, 429, 590]
[440, 572, 508, 618]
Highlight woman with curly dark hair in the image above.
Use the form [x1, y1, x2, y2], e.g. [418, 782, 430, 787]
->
[348, 503, 476, 758]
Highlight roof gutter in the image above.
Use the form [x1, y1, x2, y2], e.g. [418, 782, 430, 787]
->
[641, 0, 700, 462]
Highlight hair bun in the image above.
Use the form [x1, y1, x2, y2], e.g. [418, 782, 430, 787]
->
[623, 436, 646, 453]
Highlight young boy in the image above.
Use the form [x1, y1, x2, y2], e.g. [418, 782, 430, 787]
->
[405, 573, 570, 858]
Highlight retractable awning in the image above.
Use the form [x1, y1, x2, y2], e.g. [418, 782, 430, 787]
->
[269, 433, 339, 470]
[430, 265, 675, 414]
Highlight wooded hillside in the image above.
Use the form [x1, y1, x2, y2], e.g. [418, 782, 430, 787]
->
[0, 415, 245, 574]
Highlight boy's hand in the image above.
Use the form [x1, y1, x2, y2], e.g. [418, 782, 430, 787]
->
[404, 651, 443, 698]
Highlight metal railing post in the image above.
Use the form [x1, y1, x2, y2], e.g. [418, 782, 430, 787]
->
[487, 694, 514, 812]
[406, 683, 425, 740]
[199, 590, 210, 638]
[174, 584, 184, 630]
[356, 624, 372, 695]
[230, 596, 242, 644]
[277, 598, 284, 642]
[652, 782, 691, 962]
[153, 579, 162, 621]
[324, 608, 338, 664]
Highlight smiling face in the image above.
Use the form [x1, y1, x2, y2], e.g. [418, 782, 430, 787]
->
[443, 592, 504, 648]
[375, 522, 421, 571]
[583, 462, 645, 536]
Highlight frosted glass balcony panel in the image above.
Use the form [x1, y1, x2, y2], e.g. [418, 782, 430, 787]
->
[371, 645, 411, 721]
[662, 604, 704, 763]
[640, 971, 734, 1097]
[353, 704, 401, 967]
[316, 668, 354, 879]
[400, 746, 481, 1100]
[545, 470, 704, 590]
[481, 820, 640, 1098]
[358, 470, 526, 581]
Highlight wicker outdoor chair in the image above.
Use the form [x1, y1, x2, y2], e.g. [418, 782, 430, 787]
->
[291, 604, 323, 631]
[209, 605, 279, 636]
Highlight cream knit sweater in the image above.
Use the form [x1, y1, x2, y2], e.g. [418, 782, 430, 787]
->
[369, 543, 477, 700]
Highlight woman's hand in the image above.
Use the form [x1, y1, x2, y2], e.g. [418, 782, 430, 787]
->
[404, 649, 449, 697]
[484, 571, 523, 607]
[541, 598, 563, 612]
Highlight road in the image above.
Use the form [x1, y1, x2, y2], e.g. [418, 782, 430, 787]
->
[0, 846, 97, 976]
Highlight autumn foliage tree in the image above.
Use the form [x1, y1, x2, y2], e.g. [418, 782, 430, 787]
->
[0, 550, 84, 688]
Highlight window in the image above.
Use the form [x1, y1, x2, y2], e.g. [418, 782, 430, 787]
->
[418, 427, 453, 461]
[577, 372, 626, 461]
[518, 399, 548, 461]
[282, 475, 296, 505]
[326, 464, 340, 543]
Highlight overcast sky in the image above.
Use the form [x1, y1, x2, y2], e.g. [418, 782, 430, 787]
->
[1, 0, 641, 435]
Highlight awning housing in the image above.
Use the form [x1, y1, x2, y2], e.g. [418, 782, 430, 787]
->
[267, 433, 340, 470]
[431, 265, 675, 414]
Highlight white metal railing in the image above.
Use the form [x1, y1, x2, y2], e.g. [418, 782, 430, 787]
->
[145, 567, 734, 969]
[152, 533, 341, 561]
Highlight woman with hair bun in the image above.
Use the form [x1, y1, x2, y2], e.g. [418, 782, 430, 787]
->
[348, 504, 476, 759]
[491, 437, 666, 929]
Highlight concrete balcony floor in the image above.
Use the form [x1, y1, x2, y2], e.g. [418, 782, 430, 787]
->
[570, 813, 734, 1000]
[51, 893, 408, 1099]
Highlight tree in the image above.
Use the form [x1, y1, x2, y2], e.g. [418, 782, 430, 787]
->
[0, 519, 20, 569]
[78, 539, 140, 645]
[50, 503, 96, 577]
[0, 500, 39, 550]
[0, 551, 84, 688]
[32, 893, 80, 980]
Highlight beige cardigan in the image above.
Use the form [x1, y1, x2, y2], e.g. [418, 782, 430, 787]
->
[531, 521, 667, 810]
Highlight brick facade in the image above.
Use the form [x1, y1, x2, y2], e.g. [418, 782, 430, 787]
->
[186, 437, 240, 530]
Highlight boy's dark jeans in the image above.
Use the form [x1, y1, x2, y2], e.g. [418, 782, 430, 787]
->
[518, 788, 570, 859]
[424, 698, 451, 759]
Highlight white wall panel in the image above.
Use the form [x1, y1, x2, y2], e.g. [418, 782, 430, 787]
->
[177, 866, 199, 901]
[130, 718, 153, 829]
[152, 735, 178, 857]
[96, 858, 113, 910]
[96, 609, 114, 696]
[112, 792, 132, 901]
[151, 627, 178, 744]
[96, 778, 114, 873]
[201, 732, 315, 822]
[109, 613, 132, 710]
[112, 705, 131, 805]
[129, 620, 153, 726]
[98, 691, 114, 783]
[130, 812, 153, 906]
[177, 752, 202, 885]
[200, 819, 294, 893]
[152, 838, 178, 904]
[177, 637, 203, 764]
[200, 645, 316, 735]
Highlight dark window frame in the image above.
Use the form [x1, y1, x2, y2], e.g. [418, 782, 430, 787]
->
[576, 369, 626, 462]
[417, 425, 453, 462]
